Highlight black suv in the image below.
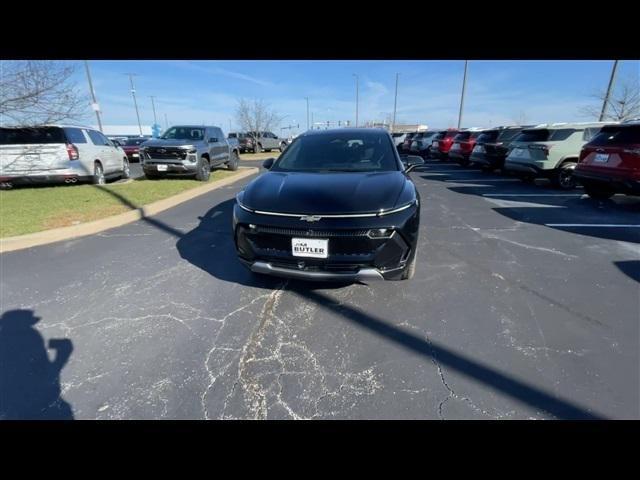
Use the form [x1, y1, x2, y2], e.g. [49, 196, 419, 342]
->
[233, 129, 424, 282]
[469, 125, 534, 172]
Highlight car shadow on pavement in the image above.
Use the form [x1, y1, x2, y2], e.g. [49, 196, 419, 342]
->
[614, 260, 640, 283]
[0, 310, 74, 420]
[295, 287, 604, 420]
[101, 179, 605, 419]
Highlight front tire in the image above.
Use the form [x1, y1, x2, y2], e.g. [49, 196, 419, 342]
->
[93, 162, 105, 185]
[227, 151, 239, 171]
[195, 157, 210, 181]
[121, 158, 130, 179]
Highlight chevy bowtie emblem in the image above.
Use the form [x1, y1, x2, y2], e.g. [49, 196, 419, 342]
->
[300, 215, 322, 222]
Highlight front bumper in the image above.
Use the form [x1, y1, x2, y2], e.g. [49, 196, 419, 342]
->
[573, 169, 640, 195]
[142, 160, 198, 175]
[233, 204, 420, 282]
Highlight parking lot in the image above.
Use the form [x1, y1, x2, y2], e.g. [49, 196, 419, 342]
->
[1, 158, 638, 419]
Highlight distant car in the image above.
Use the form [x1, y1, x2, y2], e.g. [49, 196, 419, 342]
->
[246, 131, 288, 153]
[401, 132, 418, 153]
[504, 122, 616, 189]
[139, 125, 240, 181]
[228, 132, 255, 153]
[0, 125, 130, 187]
[122, 137, 148, 162]
[448, 129, 486, 166]
[573, 121, 640, 199]
[391, 132, 407, 151]
[430, 129, 460, 159]
[469, 125, 534, 172]
[409, 132, 438, 158]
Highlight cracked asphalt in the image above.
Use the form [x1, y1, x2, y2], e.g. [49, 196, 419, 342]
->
[1, 158, 638, 419]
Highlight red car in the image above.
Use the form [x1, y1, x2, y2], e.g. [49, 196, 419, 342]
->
[430, 129, 460, 159]
[574, 121, 640, 199]
[122, 137, 148, 162]
[448, 129, 485, 166]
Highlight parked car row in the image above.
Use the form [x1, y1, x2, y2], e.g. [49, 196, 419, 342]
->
[408, 120, 639, 199]
[227, 131, 289, 153]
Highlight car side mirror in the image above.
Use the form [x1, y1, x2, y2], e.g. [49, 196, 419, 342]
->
[401, 155, 424, 172]
[209, 137, 218, 143]
[262, 158, 275, 170]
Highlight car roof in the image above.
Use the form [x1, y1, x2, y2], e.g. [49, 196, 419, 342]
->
[525, 121, 619, 130]
[301, 128, 392, 137]
[1, 124, 97, 130]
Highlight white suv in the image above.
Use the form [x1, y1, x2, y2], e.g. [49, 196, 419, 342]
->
[0, 125, 130, 187]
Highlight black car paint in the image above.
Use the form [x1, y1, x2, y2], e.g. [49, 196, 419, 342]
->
[232, 129, 422, 281]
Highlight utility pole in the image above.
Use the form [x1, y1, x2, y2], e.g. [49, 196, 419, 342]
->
[84, 61, 103, 133]
[392, 73, 399, 133]
[149, 96, 158, 125]
[164, 113, 169, 129]
[305, 97, 310, 130]
[599, 60, 619, 121]
[457, 60, 468, 129]
[126, 73, 143, 136]
[353, 74, 359, 127]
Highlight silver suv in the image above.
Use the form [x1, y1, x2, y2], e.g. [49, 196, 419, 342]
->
[140, 125, 240, 181]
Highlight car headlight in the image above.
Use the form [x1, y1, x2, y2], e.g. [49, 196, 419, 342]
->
[367, 228, 394, 239]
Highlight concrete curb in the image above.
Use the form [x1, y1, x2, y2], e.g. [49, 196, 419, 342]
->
[0, 167, 258, 254]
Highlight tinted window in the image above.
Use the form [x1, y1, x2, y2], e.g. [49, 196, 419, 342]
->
[0, 127, 65, 144]
[588, 126, 640, 146]
[87, 129, 109, 146]
[513, 129, 550, 142]
[497, 128, 522, 142]
[432, 133, 446, 140]
[444, 131, 458, 138]
[454, 132, 471, 141]
[228, 133, 237, 138]
[63, 128, 87, 144]
[273, 132, 399, 173]
[161, 127, 205, 140]
[124, 138, 145, 146]
[476, 131, 499, 143]
[549, 129, 575, 141]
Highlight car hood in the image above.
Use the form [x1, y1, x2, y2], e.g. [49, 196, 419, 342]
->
[141, 139, 201, 148]
[242, 171, 408, 214]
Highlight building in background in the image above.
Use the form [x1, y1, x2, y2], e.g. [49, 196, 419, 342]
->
[390, 124, 429, 133]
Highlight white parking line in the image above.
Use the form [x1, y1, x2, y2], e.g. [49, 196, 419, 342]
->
[445, 178, 520, 182]
[546, 224, 640, 228]
[483, 194, 583, 197]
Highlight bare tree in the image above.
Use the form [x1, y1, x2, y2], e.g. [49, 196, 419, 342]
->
[235, 98, 284, 151]
[579, 77, 640, 122]
[0, 61, 89, 126]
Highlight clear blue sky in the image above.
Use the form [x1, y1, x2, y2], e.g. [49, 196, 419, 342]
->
[76, 60, 639, 134]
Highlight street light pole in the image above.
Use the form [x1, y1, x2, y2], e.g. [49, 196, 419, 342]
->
[149, 96, 158, 125]
[353, 74, 359, 127]
[84, 61, 103, 133]
[126, 73, 143, 136]
[457, 60, 468, 129]
[164, 113, 169, 129]
[305, 97, 310, 131]
[392, 73, 399, 132]
[599, 60, 619, 122]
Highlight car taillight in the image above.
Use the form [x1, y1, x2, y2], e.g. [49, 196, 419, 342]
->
[66, 143, 79, 160]
[579, 148, 588, 162]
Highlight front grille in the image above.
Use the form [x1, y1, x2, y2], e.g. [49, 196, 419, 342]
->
[145, 147, 187, 160]
[253, 226, 369, 238]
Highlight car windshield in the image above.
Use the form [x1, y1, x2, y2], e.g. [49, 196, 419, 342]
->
[496, 128, 522, 142]
[0, 127, 65, 144]
[161, 127, 205, 140]
[272, 131, 399, 173]
[124, 138, 145, 146]
[588, 125, 640, 146]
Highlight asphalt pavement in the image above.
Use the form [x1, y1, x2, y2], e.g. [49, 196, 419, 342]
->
[1, 159, 638, 419]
